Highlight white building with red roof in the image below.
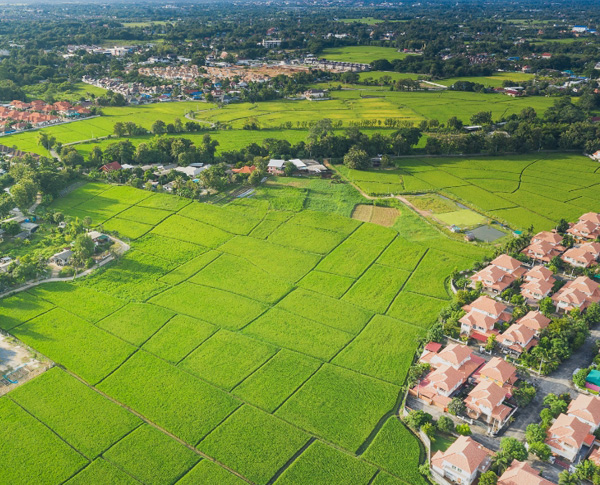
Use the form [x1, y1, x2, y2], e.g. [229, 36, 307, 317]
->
[475, 357, 518, 390]
[497, 460, 553, 485]
[497, 323, 537, 355]
[552, 276, 600, 312]
[491, 254, 527, 278]
[532, 231, 563, 247]
[568, 213, 600, 241]
[460, 296, 511, 340]
[567, 394, 600, 432]
[465, 380, 513, 430]
[546, 413, 596, 462]
[517, 311, 551, 336]
[522, 240, 564, 263]
[562, 243, 600, 268]
[431, 436, 493, 485]
[471, 264, 516, 293]
[521, 278, 554, 301]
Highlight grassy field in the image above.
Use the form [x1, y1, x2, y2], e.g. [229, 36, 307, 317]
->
[321, 46, 409, 63]
[2, 86, 558, 159]
[435, 71, 535, 87]
[0, 177, 496, 484]
[336, 153, 600, 231]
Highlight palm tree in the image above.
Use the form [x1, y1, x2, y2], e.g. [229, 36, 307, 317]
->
[558, 470, 580, 485]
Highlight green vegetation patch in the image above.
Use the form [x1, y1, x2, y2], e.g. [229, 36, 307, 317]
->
[103, 217, 154, 240]
[333, 315, 424, 385]
[377, 238, 427, 271]
[115, 205, 173, 226]
[103, 425, 199, 485]
[343, 264, 409, 313]
[66, 458, 139, 485]
[0, 291, 55, 330]
[137, 192, 191, 211]
[363, 418, 427, 485]
[149, 282, 268, 330]
[13, 308, 136, 384]
[190, 253, 293, 304]
[387, 291, 448, 329]
[98, 351, 240, 444]
[243, 308, 353, 360]
[219, 236, 320, 283]
[233, 350, 321, 412]
[274, 440, 377, 485]
[317, 223, 396, 278]
[142, 314, 216, 364]
[178, 202, 261, 235]
[297, 270, 355, 299]
[288, 210, 360, 234]
[10, 368, 141, 459]
[180, 330, 277, 390]
[96, 303, 175, 346]
[321, 46, 408, 63]
[198, 405, 310, 485]
[276, 364, 399, 451]
[28, 281, 125, 323]
[151, 214, 233, 247]
[132, 233, 203, 264]
[0, 398, 88, 485]
[267, 222, 346, 255]
[158, 250, 219, 285]
[177, 460, 246, 485]
[277, 288, 372, 334]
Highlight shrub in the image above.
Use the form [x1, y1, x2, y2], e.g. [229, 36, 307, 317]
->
[437, 416, 454, 434]
[455, 424, 471, 436]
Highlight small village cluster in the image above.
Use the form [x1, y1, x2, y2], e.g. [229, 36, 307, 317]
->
[410, 212, 600, 484]
[0, 100, 92, 134]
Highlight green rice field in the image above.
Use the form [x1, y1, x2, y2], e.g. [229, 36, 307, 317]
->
[0, 178, 498, 485]
[336, 152, 600, 231]
[321, 46, 409, 63]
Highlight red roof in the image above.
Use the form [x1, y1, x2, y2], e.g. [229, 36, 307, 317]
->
[101, 161, 122, 172]
[424, 342, 442, 353]
[232, 165, 257, 174]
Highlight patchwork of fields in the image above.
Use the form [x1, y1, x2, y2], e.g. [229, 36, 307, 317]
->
[336, 153, 600, 231]
[4, 86, 557, 158]
[0, 181, 493, 485]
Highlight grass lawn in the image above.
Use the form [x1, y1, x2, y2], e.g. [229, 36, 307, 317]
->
[321, 46, 409, 63]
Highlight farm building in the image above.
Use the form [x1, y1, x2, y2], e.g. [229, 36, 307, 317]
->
[50, 249, 73, 266]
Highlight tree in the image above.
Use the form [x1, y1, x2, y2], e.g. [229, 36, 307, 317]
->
[558, 470, 581, 485]
[470, 111, 493, 125]
[499, 437, 528, 462]
[151, 120, 167, 135]
[528, 441, 551, 461]
[404, 410, 432, 430]
[0, 193, 13, 219]
[283, 161, 295, 177]
[72, 234, 95, 266]
[525, 423, 546, 444]
[248, 169, 262, 187]
[479, 471, 498, 485]
[513, 382, 536, 407]
[437, 415, 454, 434]
[11, 178, 38, 210]
[557, 218, 569, 234]
[343, 146, 371, 170]
[421, 422, 436, 441]
[539, 297, 555, 317]
[448, 397, 466, 416]
[573, 368, 589, 389]
[113, 122, 126, 137]
[455, 423, 471, 436]
[485, 334, 496, 352]
[447, 116, 463, 132]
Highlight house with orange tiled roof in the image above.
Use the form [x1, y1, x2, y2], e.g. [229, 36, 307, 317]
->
[562, 243, 600, 268]
[497, 323, 537, 355]
[521, 279, 554, 302]
[497, 460, 553, 485]
[491, 254, 527, 278]
[470, 265, 516, 293]
[232, 165, 257, 175]
[532, 231, 563, 246]
[460, 296, 510, 340]
[517, 311, 551, 336]
[568, 213, 600, 241]
[546, 413, 596, 462]
[465, 380, 514, 430]
[431, 436, 493, 485]
[552, 276, 600, 312]
[475, 357, 518, 388]
[522, 240, 565, 263]
[567, 394, 600, 432]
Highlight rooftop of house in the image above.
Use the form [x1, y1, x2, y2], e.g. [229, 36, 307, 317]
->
[568, 394, 600, 428]
[467, 295, 508, 317]
[466, 380, 507, 410]
[497, 460, 553, 485]
[524, 265, 554, 282]
[478, 357, 517, 386]
[517, 311, 551, 332]
[431, 436, 493, 476]
[546, 413, 595, 451]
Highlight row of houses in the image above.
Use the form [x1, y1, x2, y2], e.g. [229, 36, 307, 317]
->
[0, 100, 91, 132]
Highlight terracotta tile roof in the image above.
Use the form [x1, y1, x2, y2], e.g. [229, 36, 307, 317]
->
[101, 161, 122, 172]
[478, 357, 517, 386]
[532, 231, 563, 246]
[522, 241, 564, 262]
[436, 343, 473, 367]
[562, 246, 597, 267]
[471, 265, 515, 292]
[525, 265, 554, 282]
[580, 212, 600, 225]
[460, 310, 497, 332]
[466, 380, 506, 410]
[521, 279, 553, 299]
[498, 323, 536, 350]
[569, 276, 600, 297]
[546, 413, 594, 452]
[431, 436, 493, 476]
[568, 394, 600, 429]
[427, 365, 465, 393]
[517, 311, 551, 332]
[232, 165, 257, 174]
[568, 220, 600, 239]
[468, 295, 508, 317]
[491, 254, 525, 273]
[498, 460, 553, 485]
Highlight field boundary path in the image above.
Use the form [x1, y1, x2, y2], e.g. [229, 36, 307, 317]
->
[0, 236, 129, 300]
